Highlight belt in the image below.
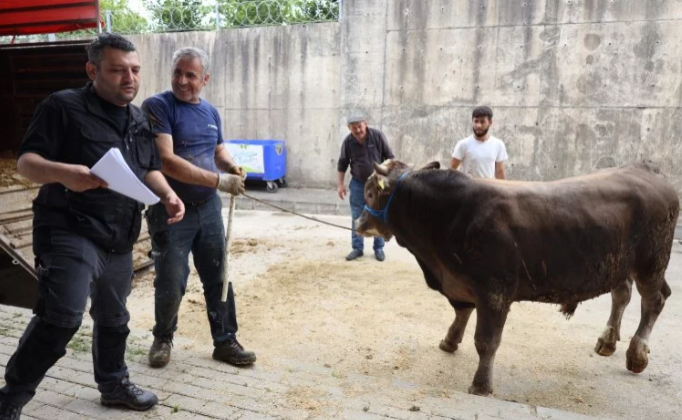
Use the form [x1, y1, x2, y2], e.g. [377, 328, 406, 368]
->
[184, 197, 212, 207]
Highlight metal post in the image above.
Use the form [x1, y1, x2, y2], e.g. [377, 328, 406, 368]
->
[105, 10, 112, 33]
[339, 0, 343, 21]
[215, 4, 221, 30]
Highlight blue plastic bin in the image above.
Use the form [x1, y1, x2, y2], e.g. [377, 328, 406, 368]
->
[225, 140, 287, 192]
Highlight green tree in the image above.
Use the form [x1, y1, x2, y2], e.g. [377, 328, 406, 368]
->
[144, 0, 209, 31]
[102, 0, 149, 33]
[215, 0, 338, 27]
[291, 0, 339, 23]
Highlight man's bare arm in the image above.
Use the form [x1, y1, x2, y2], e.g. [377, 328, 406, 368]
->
[337, 171, 347, 200]
[214, 143, 241, 175]
[495, 161, 506, 180]
[450, 157, 461, 170]
[155, 133, 219, 187]
[144, 170, 185, 224]
[17, 152, 106, 192]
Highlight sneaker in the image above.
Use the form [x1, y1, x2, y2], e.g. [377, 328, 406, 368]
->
[374, 249, 385, 262]
[100, 377, 158, 411]
[0, 403, 21, 420]
[148, 336, 173, 368]
[213, 337, 257, 366]
[345, 249, 363, 261]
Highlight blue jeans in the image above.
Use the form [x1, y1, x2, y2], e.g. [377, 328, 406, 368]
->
[147, 194, 238, 347]
[350, 178, 384, 252]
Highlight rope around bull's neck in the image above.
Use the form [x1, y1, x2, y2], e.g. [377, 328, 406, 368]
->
[240, 192, 353, 231]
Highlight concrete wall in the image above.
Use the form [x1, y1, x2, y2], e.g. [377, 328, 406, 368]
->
[132, 0, 682, 191]
[129, 24, 341, 188]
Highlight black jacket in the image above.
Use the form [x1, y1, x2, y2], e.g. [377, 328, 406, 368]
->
[20, 83, 161, 253]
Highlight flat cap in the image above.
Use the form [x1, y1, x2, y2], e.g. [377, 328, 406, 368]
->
[347, 114, 366, 124]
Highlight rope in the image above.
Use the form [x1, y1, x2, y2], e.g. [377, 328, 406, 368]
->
[241, 193, 352, 231]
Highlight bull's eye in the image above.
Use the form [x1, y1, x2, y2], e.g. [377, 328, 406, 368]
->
[368, 192, 373, 199]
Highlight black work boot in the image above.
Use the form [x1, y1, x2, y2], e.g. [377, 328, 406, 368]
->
[100, 377, 158, 411]
[148, 336, 173, 368]
[212, 337, 257, 366]
[0, 403, 21, 420]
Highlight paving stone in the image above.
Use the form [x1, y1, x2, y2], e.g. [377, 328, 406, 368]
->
[0, 296, 615, 420]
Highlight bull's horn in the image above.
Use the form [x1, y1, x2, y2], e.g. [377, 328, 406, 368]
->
[373, 161, 389, 176]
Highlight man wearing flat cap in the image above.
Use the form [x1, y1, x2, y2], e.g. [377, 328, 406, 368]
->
[337, 115, 394, 261]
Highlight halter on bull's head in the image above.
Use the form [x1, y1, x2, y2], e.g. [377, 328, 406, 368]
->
[355, 159, 440, 241]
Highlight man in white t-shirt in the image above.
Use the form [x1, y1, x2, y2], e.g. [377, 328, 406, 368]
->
[450, 106, 508, 179]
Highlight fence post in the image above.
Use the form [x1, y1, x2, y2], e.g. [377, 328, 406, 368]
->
[105, 10, 112, 32]
[215, 4, 221, 30]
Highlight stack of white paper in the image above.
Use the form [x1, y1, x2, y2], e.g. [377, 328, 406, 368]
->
[90, 148, 160, 205]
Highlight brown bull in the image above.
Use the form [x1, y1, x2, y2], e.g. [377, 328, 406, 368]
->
[356, 159, 679, 396]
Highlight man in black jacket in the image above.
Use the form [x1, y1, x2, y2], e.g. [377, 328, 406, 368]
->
[0, 33, 184, 419]
[337, 115, 394, 262]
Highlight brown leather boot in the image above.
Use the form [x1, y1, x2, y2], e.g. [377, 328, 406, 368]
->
[148, 336, 172, 368]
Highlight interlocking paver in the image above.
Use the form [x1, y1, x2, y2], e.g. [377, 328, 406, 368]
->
[0, 307, 614, 420]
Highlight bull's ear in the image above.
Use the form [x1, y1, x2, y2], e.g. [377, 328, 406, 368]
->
[419, 161, 440, 171]
[373, 161, 389, 176]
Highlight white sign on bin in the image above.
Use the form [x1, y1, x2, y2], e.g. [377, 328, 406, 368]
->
[225, 143, 265, 173]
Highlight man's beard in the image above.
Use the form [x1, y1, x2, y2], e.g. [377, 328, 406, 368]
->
[473, 127, 489, 137]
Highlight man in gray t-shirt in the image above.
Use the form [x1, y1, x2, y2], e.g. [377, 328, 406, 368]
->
[337, 115, 394, 262]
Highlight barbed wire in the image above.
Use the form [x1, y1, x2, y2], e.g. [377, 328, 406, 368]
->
[0, 0, 339, 43]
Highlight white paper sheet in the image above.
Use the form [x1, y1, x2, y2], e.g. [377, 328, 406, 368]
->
[90, 148, 160, 205]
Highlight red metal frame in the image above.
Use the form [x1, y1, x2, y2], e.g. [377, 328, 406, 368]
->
[0, 0, 101, 36]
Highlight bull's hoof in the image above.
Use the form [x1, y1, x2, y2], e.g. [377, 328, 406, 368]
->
[594, 337, 617, 356]
[468, 384, 492, 396]
[439, 340, 458, 353]
[626, 346, 649, 373]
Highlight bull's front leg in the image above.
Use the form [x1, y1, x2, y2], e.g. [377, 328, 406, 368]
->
[468, 299, 510, 396]
[439, 300, 475, 353]
[595, 278, 633, 356]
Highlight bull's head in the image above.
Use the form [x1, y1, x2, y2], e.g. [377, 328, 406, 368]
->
[355, 159, 440, 240]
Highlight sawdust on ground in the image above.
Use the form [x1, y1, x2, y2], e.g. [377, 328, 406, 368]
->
[127, 211, 682, 420]
[0, 154, 32, 188]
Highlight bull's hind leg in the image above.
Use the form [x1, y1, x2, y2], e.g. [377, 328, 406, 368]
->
[595, 278, 633, 356]
[439, 300, 475, 353]
[626, 278, 671, 373]
[468, 301, 510, 396]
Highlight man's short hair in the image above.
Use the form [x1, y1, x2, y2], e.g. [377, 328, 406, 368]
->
[347, 114, 366, 124]
[472, 106, 493, 120]
[87, 33, 136, 67]
[172, 47, 210, 75]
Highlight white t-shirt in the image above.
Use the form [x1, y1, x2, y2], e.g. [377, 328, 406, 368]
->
[452, 135, 508, 179]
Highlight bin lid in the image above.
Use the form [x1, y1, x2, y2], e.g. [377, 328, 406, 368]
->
[226, 140, 285, 146]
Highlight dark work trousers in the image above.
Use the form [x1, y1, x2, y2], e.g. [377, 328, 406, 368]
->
[0, 228, 134, 407]
[147, 193, 238, 347]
